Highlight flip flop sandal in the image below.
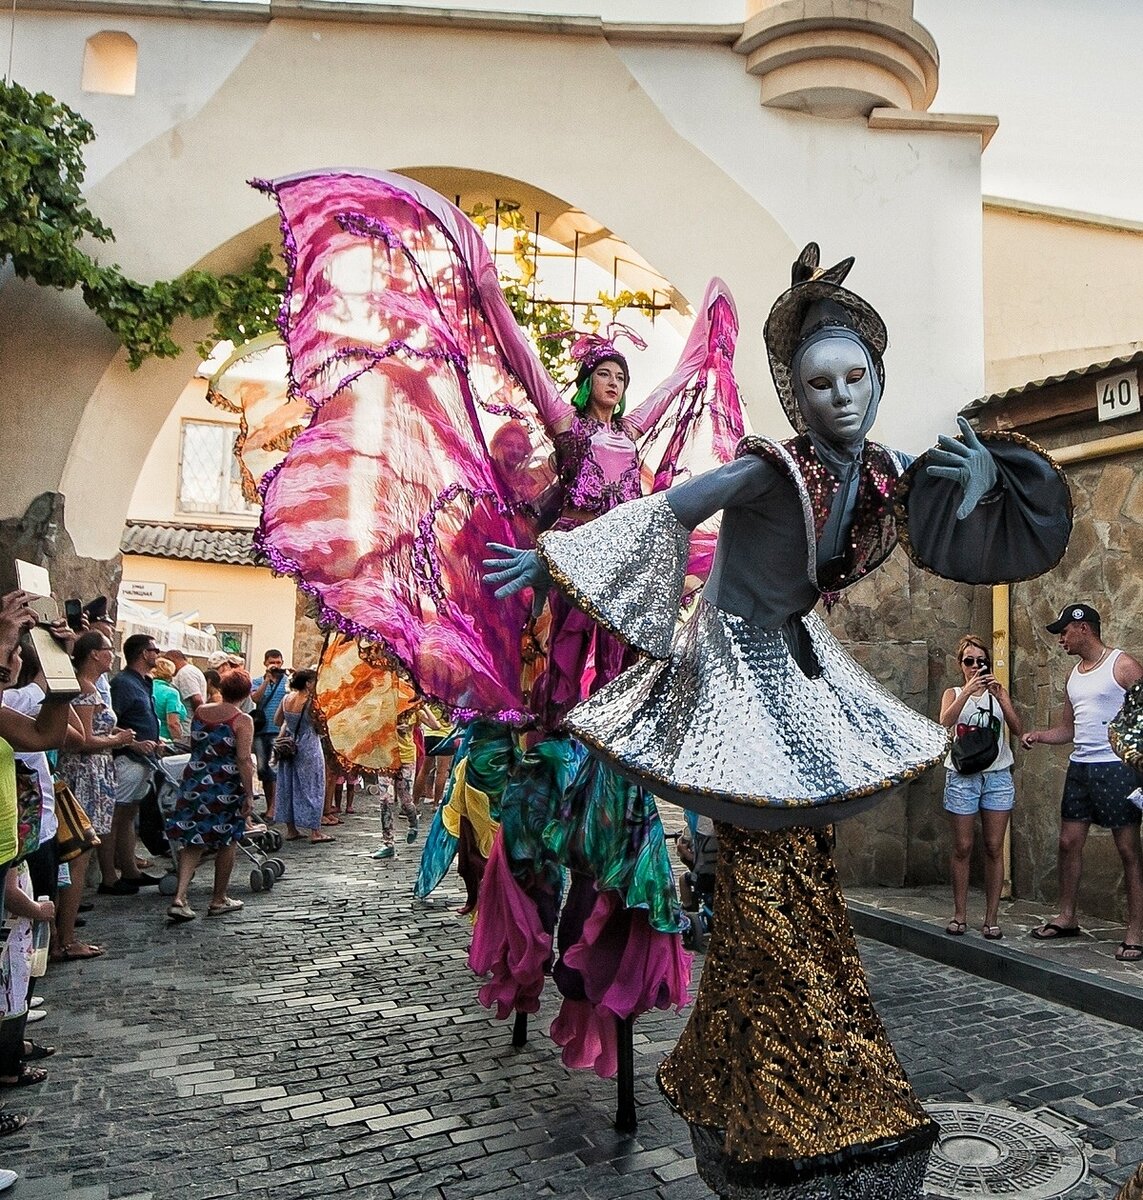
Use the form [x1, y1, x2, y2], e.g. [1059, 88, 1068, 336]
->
[53, 943, 105, 961]
[0, 1067, 47, 1089]
[1031, 922, 1081, 940]
[981, 925, 1003, 940]
[0, 1113, 26, 1136]
[945, 920, 967, 936]
[22, 1043, 55, 1061]
[1116, 942, 1143, 962]
[309, 834, 335, 844]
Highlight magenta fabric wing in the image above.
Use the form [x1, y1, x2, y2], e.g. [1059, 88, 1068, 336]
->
[635, 278, 747, 582]
[254, 170, 557, 723]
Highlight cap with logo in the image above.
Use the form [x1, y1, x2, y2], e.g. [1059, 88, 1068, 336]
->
[1045, 603, 1101, 635]
[206, 650, 231, 669]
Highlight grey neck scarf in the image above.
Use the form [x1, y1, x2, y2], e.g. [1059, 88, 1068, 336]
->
[790, 328, 883, 570]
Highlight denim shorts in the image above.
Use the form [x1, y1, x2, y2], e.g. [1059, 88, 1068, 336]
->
[943, 768, 1015, 816]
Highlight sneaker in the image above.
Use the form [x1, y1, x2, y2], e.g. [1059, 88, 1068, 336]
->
[166, 901, 196, 922]
[206, 898, 244, 917]
[405, 820, 419, 844]
[25, 1011, 45, 1025]
[0, 1168, 16, 1191]
[97, 880, 138, 896]
[29, 998, 44, 1010]
[371, 845, 395, 860]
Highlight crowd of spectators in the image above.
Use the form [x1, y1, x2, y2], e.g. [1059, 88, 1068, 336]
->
[0, 591, 346, 1189]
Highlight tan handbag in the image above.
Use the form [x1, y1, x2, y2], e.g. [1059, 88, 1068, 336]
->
[53, 779, 100, 862]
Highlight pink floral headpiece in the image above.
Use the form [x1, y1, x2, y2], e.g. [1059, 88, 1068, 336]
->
[544, 322, 647, 375]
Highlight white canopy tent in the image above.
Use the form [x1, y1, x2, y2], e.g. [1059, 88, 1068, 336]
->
[116, 598, 221, 659]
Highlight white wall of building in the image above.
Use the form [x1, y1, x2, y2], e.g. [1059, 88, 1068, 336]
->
[614, 39, 985, 447]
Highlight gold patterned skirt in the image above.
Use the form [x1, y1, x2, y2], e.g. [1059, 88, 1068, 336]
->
[659, 824, 937, 1198]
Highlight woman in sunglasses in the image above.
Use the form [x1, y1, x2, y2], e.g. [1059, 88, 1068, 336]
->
[940, 635, 1023, 939]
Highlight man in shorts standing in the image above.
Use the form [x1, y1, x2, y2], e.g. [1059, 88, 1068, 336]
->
[106, 634, 165, 893]
[1023, 603, 1143, 960]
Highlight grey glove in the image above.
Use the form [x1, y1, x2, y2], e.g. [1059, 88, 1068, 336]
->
[924, 417, 999, 520]
[483, 543, 552, 610]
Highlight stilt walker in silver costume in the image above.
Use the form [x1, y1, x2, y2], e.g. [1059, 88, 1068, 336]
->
[485, 244, 1074, 1198]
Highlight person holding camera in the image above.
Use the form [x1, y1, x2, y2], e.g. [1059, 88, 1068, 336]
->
[939, 635, 1022, 940]
[250, 650, 288, 821]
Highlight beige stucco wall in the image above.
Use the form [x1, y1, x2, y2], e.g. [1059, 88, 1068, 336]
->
[120, 555, 296, 670]
[120, 371, 294, 669]
[127, 375, 250, 525]
[983, 203, 1143, 395]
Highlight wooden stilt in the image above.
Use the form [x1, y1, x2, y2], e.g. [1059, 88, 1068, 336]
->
[614, 1014, 637, 1133]
[512, 1010, 528, 1048]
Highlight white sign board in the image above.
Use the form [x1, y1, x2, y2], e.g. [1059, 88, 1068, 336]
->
[1096, 370, 1141, 423]
[119, 580, 167, 602]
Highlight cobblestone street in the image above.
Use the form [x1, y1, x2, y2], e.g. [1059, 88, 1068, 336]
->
[10, 801, 1143, 1199]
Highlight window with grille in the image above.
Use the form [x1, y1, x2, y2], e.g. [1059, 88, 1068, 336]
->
[177, 421, 257, 517]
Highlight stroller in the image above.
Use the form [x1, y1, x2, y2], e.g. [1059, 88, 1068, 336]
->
[675, 811, 718, 952]
[154, 755, 286, 896]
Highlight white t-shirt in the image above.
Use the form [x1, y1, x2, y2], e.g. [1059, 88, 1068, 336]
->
[1, 683, 58, 843]
[172, 663, 208, 707]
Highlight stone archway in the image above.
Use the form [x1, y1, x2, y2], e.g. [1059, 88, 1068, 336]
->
[5, 16, 800, 580]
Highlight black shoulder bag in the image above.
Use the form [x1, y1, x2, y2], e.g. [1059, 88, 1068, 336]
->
[951, 692, 1001, 775]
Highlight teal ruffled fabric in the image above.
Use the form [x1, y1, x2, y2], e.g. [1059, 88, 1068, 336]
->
[537, 737, 682, 934]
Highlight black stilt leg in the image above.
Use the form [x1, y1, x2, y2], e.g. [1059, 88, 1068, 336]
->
[614, 1014, 636, 1133]
[512, 1010, 528, 1048]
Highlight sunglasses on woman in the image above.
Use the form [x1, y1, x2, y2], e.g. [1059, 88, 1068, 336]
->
[962, 656, 989, 668]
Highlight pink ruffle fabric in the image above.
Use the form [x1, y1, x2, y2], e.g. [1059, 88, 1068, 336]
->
[550, 890, 692, 1078]
[468, 831, 551, 1019]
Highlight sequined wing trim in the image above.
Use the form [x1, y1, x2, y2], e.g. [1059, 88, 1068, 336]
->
[537, 493, 689, 660]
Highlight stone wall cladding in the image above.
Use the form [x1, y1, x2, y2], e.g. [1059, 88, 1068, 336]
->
[0, 493, 122, 625]
[1010, 449, 1143, 924]
[825, 547, 989, 890]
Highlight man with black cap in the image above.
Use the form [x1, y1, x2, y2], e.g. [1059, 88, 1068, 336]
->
[1023, 603, 1143, 959]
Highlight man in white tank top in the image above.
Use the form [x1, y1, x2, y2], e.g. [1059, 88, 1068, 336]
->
[1022, 603, 1143, 960]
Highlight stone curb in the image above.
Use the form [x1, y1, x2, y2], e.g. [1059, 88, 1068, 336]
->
[849, 900, 1143, 1033]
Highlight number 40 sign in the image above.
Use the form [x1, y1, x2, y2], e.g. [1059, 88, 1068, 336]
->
[1096, 370, 1141, 423]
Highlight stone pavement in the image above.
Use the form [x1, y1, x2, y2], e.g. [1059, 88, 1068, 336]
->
[8, 799, 1143, 1199]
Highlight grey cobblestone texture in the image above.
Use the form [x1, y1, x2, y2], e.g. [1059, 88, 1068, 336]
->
[7, 801, 1143, 1197]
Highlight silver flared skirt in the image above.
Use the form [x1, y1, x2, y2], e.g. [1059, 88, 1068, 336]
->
[566, 603, 948, 829]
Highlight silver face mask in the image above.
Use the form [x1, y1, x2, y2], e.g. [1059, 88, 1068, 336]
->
[792, 329, 882, 454]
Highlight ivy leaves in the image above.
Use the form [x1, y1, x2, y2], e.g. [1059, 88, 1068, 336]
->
[0, 81, 284, 368]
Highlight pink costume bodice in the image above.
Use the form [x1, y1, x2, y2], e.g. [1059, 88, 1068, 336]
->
[552, 416, 642, 526]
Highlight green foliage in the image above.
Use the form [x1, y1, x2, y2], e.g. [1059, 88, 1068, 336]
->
[0, 80, 284, 369]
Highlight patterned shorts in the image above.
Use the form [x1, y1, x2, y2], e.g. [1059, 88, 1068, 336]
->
[1061, 760, 1142, 828]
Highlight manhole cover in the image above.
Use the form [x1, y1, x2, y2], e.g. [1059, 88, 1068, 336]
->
[924, 1104, 1087, 1198]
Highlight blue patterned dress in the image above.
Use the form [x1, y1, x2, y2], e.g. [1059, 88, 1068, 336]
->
[166, 715, 245, 849]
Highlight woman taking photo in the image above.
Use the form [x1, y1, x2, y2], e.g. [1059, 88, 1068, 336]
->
[939, 635, 1023, 940]
[275, 670, 329, 844]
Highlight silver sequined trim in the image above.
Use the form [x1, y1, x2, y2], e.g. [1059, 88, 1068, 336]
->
[538, 493, 689, 660]
[567, 602, 948, 829]
[691, 1125, 931, 1199]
